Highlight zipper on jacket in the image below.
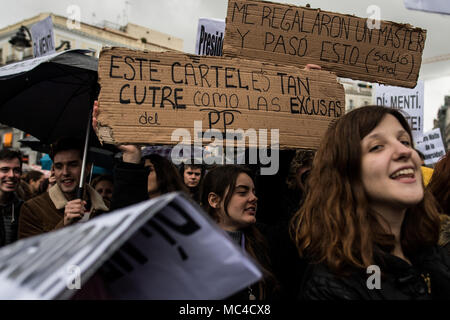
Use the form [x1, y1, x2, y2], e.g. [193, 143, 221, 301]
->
[11, 204, 14, 223]
[421, 273, 431, 294]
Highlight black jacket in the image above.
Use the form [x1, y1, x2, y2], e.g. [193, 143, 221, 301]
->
[0, 192, 23, 247]
[300, 246, 450, 300]
[110, 161, 149, 211]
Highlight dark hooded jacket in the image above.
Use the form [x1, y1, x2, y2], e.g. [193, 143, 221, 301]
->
[0, 192, 23, 247]
[300, 245, 450, 300]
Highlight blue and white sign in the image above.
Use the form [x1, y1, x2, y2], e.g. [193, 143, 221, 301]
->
[31, 16, 55, 57]
[195, 18, 225, 56]
[374, 81, 424, 144]
[404, 0, 450, 15]
[416, 128, 446, 165]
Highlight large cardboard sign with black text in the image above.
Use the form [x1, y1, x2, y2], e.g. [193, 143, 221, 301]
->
[223, 0, 426, 88]
[96, 47, 345, 149]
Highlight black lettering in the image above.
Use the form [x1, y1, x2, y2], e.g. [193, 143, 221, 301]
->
[184, 63, 198, 85]
[280, 9, 293, 31]
[135, 58, 147, 80]
[109, 55, 122, 79]
[148, 87, 161, 107]
[201, 92, 210, 106]
[271, 7, 281, 29]
[149, 59, 161, 82]
[134, 85, 146, 105]
[320, 14, 331, 37]
[299, 96, 308, 114]
[161, 86, 175, 108]
[277, 72, 287, 94]
[174, 88, 185, 109]
[124, 56, 135, 80]
[198, 25, 206, 54]
[237, 29, 250, 48]
[213, 93, 228, 108]
[297, 77, 310, 96]
[287, 76, 296, 95]
[198, 64, 211, 87]
[251, 72, 261, 92]
[288, 36, 298, 55]
[211, 65, 222, 88]
[297, 37, 308, 57]
[244, 4, 257, 24]
[290, 97, 299, 113]
[264, 32, 275, 50]
[273, 35, 287, 53]
[171, 62, 183, 84]
[193, 91, 201, 106]
[237, 70, 249, 90]
[229, 94, 239, 108]
[261, 6, 272, 27]
[328, 101, 336, 117]
[225, 67, 237, 88]
[320, 41, 338, 63]
[119, 84, 130, 104]
[271, 97, 281, 112]
[257, 97, 268, 111]
[232, 2, 247, 22]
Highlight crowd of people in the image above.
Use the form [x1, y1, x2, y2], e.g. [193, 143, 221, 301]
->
[0, 103, 449, 300]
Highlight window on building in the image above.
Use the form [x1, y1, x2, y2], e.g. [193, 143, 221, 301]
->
[349, 99, 354, 110]
[2, 132, 13, 148]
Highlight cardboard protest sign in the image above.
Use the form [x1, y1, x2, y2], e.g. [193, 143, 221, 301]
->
[31, 16, 55, 57]
[416, 128, 446, 165]
[223, 0, 426, 88]
[0, 193, 261, 299]
[373, 81, 424, 143]
[196, 18, 226, 56]
[96, 47, 345, 150]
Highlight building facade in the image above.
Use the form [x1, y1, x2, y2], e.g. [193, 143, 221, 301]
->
[0, 13, 183, 166]
[433, 96, 450, 151]
[339, 79, 373, 112]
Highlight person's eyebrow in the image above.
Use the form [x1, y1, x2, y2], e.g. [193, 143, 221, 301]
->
[364, 132, 382, 141]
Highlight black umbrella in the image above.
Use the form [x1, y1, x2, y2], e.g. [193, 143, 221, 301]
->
[0, 49, 111, 197]
[19, 136, 50, 154]
[19, 136, 115, 171]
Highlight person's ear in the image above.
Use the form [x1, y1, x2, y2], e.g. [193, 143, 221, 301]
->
[208, 192, 221, 209]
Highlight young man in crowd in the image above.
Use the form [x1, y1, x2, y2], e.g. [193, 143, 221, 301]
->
[0, 149, 24, 247]
[179, 162, 204, 203]
[18, 137, 109, 239]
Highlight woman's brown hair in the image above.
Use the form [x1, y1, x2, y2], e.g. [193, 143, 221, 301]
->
[201, 165, 278, 298]
[290, 106, 441, 274]
[143, 153, 188, 195]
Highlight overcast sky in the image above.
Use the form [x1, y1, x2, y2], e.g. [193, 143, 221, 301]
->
[2, 0, 450, 131]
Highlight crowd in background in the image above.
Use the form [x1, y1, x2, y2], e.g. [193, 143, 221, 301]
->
[0, 105, 449, 300]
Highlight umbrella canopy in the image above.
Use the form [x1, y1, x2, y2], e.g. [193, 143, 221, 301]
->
[19, 136, 50, 154]
[0, 49, 120, 198]
[0, 49, 100, 146]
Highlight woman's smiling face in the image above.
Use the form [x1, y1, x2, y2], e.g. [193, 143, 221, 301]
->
[360, 114, 424, 212]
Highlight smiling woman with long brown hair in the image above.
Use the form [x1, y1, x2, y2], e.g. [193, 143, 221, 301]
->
[290, 105, 450, 300]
